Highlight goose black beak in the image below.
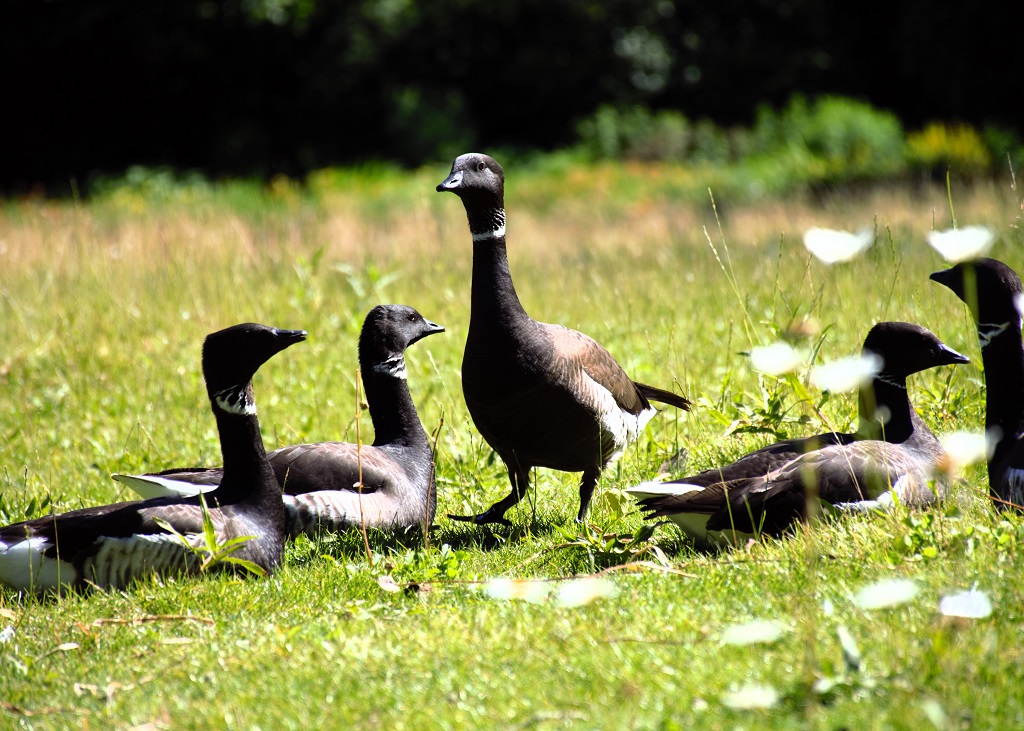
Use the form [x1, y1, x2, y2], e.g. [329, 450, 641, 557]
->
[437, 170, 463, 192]
[938, 343, 970, 366]
[410, 321, 445, 346]
[929, 268, 954, 288]
[274, 328, 308, 351]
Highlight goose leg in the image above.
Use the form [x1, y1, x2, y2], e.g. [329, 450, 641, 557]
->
[448, 460, 530, 527]
[576, 469, 600, 522]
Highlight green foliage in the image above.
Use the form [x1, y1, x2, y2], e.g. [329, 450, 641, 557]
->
[897, 508, 1024, 562]
[700, 372, 819, 441]
[573, 95, 995, 196]
[983, 126, 1024, 174]
[551, 522, 667, 571]
[748, 95, 906, 184]
[576, 105, 692, 162]
[386, 543, 469, 584]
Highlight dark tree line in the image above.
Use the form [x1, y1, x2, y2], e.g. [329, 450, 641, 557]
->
[5, 0, 1021, 195]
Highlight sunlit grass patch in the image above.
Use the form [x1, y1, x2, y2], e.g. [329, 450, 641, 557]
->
[1, 161, 1023, 727]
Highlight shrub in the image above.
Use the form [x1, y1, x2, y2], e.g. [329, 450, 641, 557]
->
[689, 118, 733, 164]
[576, 105, 691, 162]
[750, 95, 906, 183]
[982, 125, 1024, 176]
[906, 123, 992, 180]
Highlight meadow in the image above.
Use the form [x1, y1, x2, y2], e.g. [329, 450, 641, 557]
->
[1, 160, 1023, 729]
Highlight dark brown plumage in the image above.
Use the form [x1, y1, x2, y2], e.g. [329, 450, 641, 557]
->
[0, 323, 305, 592]
[628, 321, 967, 548]
[437, 152, 690, 526]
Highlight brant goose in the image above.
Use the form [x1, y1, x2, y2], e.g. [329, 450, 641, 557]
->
[113, 305, 445, 536]
[930, 257, 1024, 510]
[627, 321, 968, 548]
[437, 152, 690, 526]
[0, 323, 305, 592]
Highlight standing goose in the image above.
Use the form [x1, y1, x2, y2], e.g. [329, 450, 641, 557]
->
[628, 321, 967, 548]
[437, 152, 690, 526]
[0, 323, 305, 593]
[113, 305, 445, 535]
[930, 257, 1024, 510]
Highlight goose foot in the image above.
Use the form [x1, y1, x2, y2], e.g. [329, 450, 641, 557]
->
[447, 510, 513, 527]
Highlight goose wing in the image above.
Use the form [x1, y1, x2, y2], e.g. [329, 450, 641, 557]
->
[269, 443, 401, 495]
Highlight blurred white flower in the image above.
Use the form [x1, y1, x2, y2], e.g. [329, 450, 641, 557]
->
[926, 226, 994, 263]
[722, 683, 780, 710]
[940, 429, 999, 470]
[854, 578, 919, 610]
[836, 625, 861, 672]
[555, 578, 618, 607]
[481, 578, 551, 604]
[810, 352, 883, 393]
[0, 626, 13, 644]
[803, 227, 873, 264]
[939, 588, 992, 619]
[750, 342, 805, 375]
[720, 619, 787, 646]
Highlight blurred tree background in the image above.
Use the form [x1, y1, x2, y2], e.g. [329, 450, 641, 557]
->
[5, 0, 1021, 195]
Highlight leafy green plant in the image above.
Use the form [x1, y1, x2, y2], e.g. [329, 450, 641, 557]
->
[749, 95, 906, 185]
[551, 522, 668, 571]
[895, 508, 1024, 562]
[386, 543, 469, 585]
[576, 105, 691, 162]
[153, 494, 266, 577]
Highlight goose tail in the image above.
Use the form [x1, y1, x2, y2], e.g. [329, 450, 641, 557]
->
[635, 382, 691, 411]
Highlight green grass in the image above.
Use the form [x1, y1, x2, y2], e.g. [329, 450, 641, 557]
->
[1, 162, 1024, 728]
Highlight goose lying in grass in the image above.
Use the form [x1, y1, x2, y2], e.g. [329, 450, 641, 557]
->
[0, 323, 305, 593]
[627, 321, 968, 548]
[113, 305, 445, 536]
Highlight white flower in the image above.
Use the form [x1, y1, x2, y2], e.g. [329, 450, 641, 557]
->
[481, 578, 551, 604]
[926, 226, 994, 263]
[939, 588, 992, 619]
[722, 684, 780, 710]
[810, 352, 883, 392]
[803, 227, 873, 264]
[750, 342, 805, 375]
[854, 578, 919, 610]
[554, 578, 618, 607]
[720, 619, 787, 646]
[940, 429, 998, 470]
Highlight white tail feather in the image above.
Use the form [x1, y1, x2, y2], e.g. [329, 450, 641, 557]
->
[0, 537, 76, 591]
[624, 481, 705, 500]
[112, 473, 212, 499]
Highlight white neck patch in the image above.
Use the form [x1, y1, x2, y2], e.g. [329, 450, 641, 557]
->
[978, 322, 1011, 349]
[873, 373, 907, 390]
[472, 224, 506, 242]
[372, 356, 407, 380]
[214, 386, 256, 415]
